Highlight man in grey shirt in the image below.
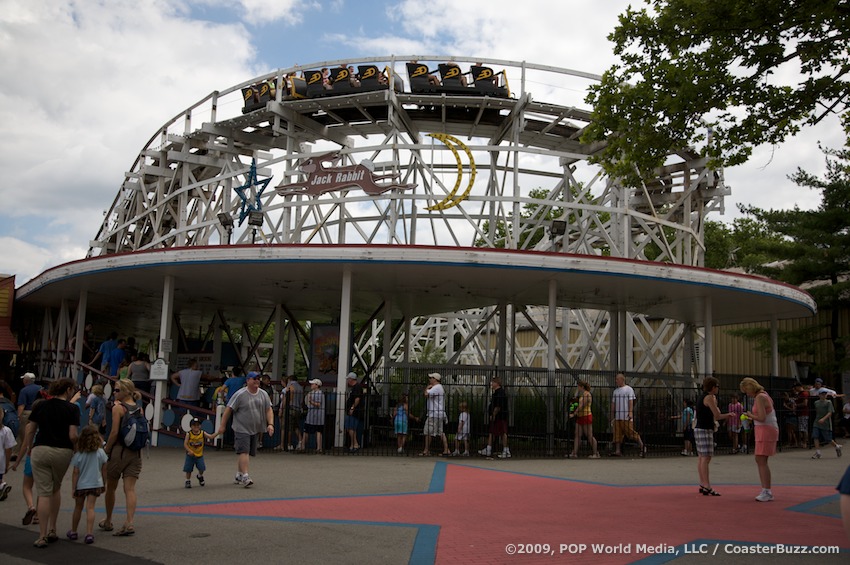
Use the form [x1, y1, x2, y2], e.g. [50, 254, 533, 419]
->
[170, 359, 212, 406]
[217, 373, 273, 487]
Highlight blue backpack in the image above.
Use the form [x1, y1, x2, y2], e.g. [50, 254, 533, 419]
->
[118, 402, 149, 451]
[1, 399, 19, 438]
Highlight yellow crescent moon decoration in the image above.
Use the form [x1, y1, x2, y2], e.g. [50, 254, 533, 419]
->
[426, 133, 476, 211]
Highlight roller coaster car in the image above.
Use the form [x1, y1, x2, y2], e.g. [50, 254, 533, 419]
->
[358, 65, 403, 93]
[241, 80, 276, 113]
[296, 65, 402, 99]
[470, 65, 510, 98]
[406, 62, 511, 98]
[407, 62, 440, 94]
[305, 69, 329, 98]
[289, 74, 308, 99]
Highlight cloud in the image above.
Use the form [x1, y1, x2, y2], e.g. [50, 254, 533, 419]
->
[2, 0, 845, 285]
[0, 2, 254, 215]
[0, 236, 87, 284]
[230, 0, 314, 26]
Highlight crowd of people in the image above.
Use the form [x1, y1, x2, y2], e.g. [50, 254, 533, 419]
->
[2, 354, 849, 549]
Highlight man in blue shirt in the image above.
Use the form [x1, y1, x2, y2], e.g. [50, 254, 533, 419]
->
[90, 332, 118, 372]
[15, 372, 42, 458]
[223, 369, 249, 404]
[107, 339, 128, 376]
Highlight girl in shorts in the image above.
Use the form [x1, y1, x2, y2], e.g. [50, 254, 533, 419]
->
[567, 381, 600, 459]
[68, 425, 108, 544]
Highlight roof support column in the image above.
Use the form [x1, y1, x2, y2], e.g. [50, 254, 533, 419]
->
[57, 299, 69, 378]
[770, 316, 779, 377]
[286, 320, 297, 377]
[40, 309, 52, 378]
[546, 280, 557, 455]
[73, 290, 88, 376]
[609, 309, 620, 372]
[703, 296, 713, 377]
[334, 267, 353, 448]
[445, 315, 455, 364]
[273, 304, 285, 381]
[383, 298, 393, 376]
[498, 301, 507, 369]
[152, 274, 175, 447]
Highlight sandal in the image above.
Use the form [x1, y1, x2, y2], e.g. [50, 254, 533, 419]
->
[33, 537, 49, 548]
[47, 530, 59, 543]
[22, 507, 36, 525]
[114, 524, 135, 536]
[98, 519, 113, 531]
[85, 534, 94, 544]
[67, 530, 79, 541]
[32, 514, 40, 525]
[699, 485, 721, 496]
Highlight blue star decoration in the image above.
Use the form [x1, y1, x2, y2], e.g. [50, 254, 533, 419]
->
[233, 159, 272, 226]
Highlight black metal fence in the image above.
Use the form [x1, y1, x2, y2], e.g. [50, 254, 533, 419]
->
[274, 367, 822, 458]
[80, 362, 836, 458]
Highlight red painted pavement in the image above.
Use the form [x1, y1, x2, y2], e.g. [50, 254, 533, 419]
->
[144, 462, 848, 564]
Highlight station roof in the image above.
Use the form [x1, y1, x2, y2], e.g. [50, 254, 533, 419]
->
[15, 245, 816, 337]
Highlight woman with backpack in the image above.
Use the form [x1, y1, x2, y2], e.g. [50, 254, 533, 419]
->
[101, 379, 144, 537]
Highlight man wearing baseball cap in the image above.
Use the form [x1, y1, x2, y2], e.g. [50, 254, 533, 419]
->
[812, 388, 842, 459]
[421, 373, 450, 456]
[217, 372, 274, 487]
[14, 373, 42, 459]
[811, 377, 841, 399]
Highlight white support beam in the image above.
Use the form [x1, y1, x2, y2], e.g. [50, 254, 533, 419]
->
[334, 268, 353, 448]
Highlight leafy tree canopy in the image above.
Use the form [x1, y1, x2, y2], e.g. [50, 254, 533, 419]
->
[738, 140, 850, 372]
[583, 0, 849, 186]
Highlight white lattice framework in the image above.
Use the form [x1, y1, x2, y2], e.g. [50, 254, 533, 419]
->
[89, 56, 729, 376]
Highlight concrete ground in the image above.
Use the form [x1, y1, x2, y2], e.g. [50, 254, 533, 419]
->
[1, 446, 848, 564]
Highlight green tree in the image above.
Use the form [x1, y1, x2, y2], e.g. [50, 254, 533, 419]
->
[582, 0, 849, 186]
[739, 141, 850, 374]
[475, 188, 565, 249]
[702, 217, 785, 270]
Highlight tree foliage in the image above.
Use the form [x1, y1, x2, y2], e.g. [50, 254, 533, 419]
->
[702, 217, 785, 270]
[475, 188, 565, 249]
[583, 0, 850, 186]
[739, 140, 850, 373]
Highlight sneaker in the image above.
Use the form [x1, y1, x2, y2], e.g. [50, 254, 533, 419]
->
[588, 453, 601, 459]
[234, 473, 244, 484]
[755, 490, 774, 502]
[397, 447, 403, 454]
[0, 483, 11, 501]
[185, 480, 192, 489]
[836, 445, 842, 457]
[812, 452, 821, 459]
[241, 475, 253, 488]
[478, 447, 492, 457]
[497, 449, 512, 459]
[461, 451, 470, 457]
[451, 450, 460, 456]
[681, 450, 688, 456]
[197, 474, 205, 486]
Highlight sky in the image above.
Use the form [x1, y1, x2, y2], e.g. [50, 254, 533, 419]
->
[0, 0, 845, 284]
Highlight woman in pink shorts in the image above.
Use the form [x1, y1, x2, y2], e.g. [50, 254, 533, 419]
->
[740, 377, 779, 502]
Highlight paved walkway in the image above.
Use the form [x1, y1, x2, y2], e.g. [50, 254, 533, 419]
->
[1, 447, 848, 564]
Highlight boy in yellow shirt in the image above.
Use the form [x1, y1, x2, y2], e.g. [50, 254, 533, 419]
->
[183, 418, 218, 488]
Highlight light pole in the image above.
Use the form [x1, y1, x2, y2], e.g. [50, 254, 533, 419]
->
[217, 213, 234, 244]
[247, 210, 264, 244]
